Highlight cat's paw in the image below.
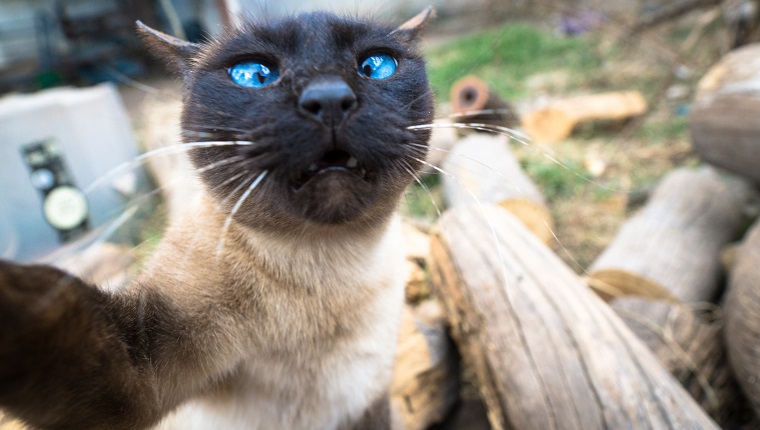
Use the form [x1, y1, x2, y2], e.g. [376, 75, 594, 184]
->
[0, 261, 94, 396]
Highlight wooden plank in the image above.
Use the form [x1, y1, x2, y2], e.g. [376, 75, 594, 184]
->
[428, 204, 718, 430]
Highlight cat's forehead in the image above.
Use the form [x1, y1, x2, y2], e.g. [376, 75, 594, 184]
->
[210, 12, 404, 61]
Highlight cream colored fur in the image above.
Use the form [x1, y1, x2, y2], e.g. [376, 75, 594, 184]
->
[137, 193, 406, 429]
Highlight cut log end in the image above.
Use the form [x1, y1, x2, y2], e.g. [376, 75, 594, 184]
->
[449, 75, 518, 131]
[451, 76, 491, 114]
[690, 44, 760, 184]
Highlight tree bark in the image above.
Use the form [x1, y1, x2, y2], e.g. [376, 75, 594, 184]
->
[725, 219, 760, 418]
[441, 134, 554, 243]
[690, 43, 760, 184]
[428, 204, 718, 430]
[589, 167, 751, 302]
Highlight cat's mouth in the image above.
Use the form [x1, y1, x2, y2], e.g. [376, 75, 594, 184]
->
[292, 150, 369, 191]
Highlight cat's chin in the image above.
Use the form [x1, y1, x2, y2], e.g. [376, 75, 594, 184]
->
[290, 170, 378, 224]
[291, 167, 369, 193]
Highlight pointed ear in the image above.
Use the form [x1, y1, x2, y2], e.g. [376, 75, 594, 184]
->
[136, 21, 201, 76]
[393, 6, 435, 41]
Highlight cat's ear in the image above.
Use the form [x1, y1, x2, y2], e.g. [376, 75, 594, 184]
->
[136, 21, 201, 76]
[393, 6, 435, 41]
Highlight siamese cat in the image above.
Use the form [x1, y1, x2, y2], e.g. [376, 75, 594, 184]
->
[0, 7, 434, 430]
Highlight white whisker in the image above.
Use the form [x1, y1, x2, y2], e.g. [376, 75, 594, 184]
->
[409, 142, 526, 196]
[216, 170, 268, 257]
[409, 122, 532, 146]
[447, 108, 513, 118]
[398, 159, 442, 218]
[196, 155, 247, 174]
[84, 141, 255, 195]
[220, 172, 257, 206]
[213, 172, 247, 190]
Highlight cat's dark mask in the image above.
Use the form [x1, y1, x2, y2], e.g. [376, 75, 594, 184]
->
[137, 8, 434, 231]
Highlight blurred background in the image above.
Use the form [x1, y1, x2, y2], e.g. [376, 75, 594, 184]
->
[0, 0, 758, 267]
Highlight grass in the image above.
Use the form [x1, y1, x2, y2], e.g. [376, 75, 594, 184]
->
[520, 156, 588, 201]
[426, 23, 603, 101]
[409, 20, 707, 270]
[634, 115, 690, 143]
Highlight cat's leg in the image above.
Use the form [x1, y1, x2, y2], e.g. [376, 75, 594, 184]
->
[0, 260, 218, 430]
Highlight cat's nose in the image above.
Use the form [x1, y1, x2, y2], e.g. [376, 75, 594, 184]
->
[298, 79, 358, 126]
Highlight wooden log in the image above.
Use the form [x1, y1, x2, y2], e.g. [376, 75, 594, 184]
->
[449, 75, 519, 130]
[428, 204, 718, 429]
[521, 91, 647, 143]
[725, 219, 760, 418]
[588, 167, 751, 302]
[690, 43, 760, 184]
[441, 133, 554, 243]
[391, 301, 459, 430]
[613, 297, 754, 427]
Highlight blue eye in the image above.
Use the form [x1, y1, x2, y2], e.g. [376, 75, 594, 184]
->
[359, 54, 397, 80]
[228, 61, 280, 88]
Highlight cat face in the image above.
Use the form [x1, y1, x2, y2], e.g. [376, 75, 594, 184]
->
[138, 10, 434, 231]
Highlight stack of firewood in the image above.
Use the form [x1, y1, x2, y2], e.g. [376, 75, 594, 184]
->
[392, 45, 760, 429]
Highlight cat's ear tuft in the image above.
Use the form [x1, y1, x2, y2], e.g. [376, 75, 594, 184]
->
[136, 21, 201, 75]
[393, 6, 435, 41]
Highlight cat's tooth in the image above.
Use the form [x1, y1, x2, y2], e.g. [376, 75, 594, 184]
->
[346, 157, 359, 168]
[359, 168, 367, 177]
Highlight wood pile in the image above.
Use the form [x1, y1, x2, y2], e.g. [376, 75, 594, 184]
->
[396, 56, 760, 427]
[429, 204, 717, 429]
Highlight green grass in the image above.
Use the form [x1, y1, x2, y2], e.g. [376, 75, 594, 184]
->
[401, 177, 444, 222]
[426, 23, 602, 101]
[520, 156, 588, 201]
[634, 115, 689, 143]
[412, 17, 724, 272]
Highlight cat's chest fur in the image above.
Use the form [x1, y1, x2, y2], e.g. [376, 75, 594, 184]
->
[146, 199, 406, 429]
